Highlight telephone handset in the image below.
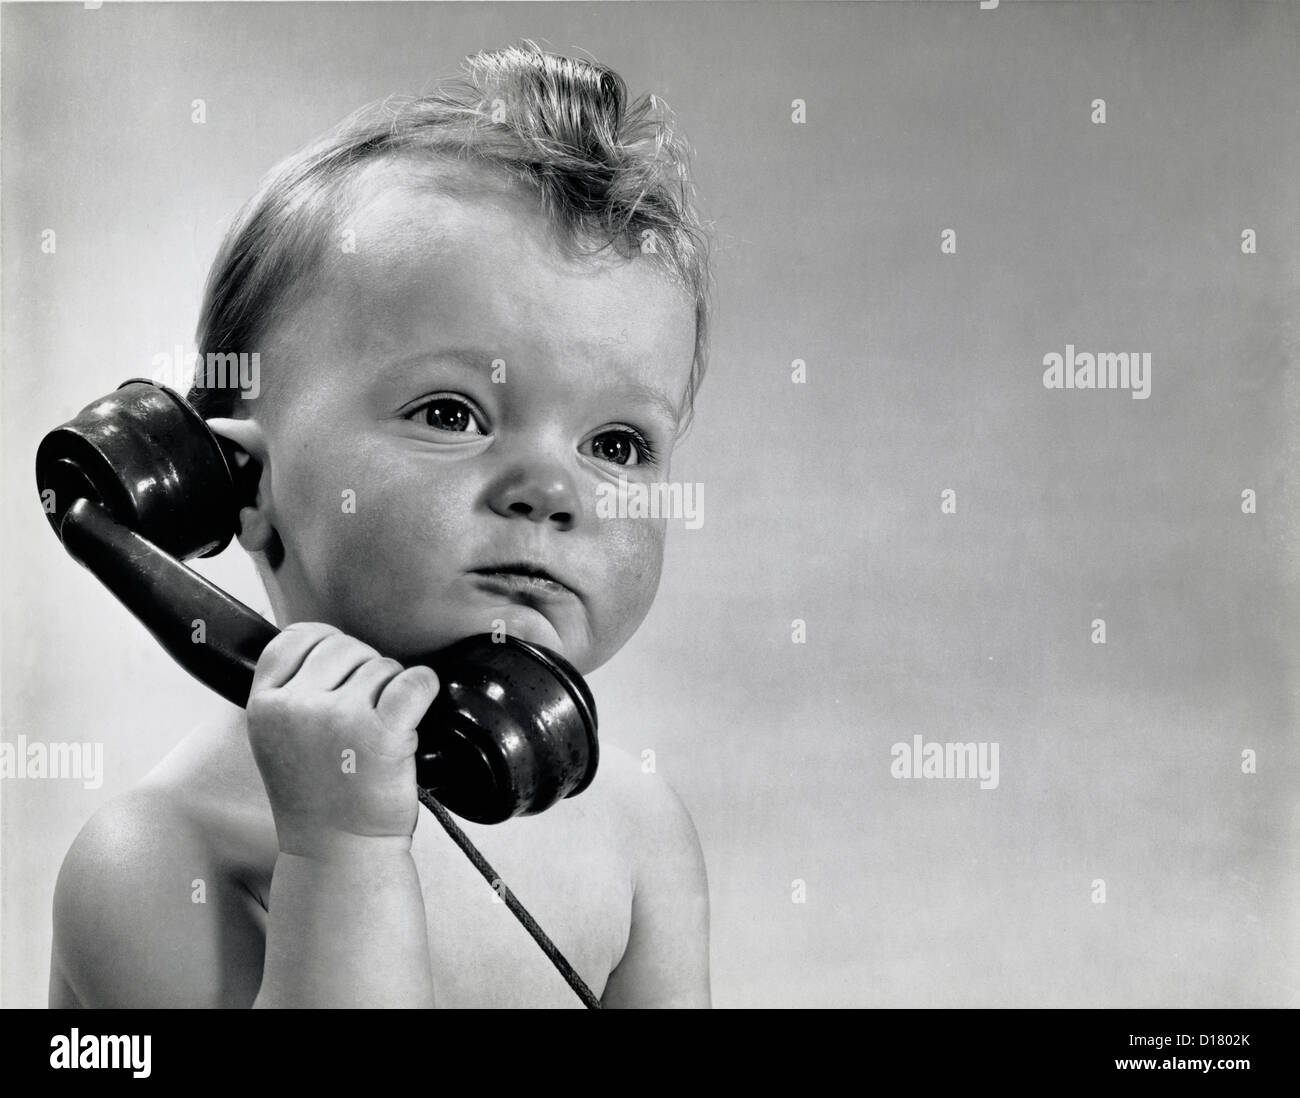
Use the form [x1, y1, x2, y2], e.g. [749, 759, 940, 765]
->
[35, 379, 599, 826]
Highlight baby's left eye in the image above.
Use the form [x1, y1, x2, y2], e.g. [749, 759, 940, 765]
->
[586, 428, 654, 467]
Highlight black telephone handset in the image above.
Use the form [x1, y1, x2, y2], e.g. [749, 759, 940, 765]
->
[35, 379, 599, 825]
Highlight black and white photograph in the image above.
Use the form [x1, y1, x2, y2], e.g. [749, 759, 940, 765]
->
[2, 0, 1295, 1056]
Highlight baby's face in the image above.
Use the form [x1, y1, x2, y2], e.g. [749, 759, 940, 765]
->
[246, 164, 696, 674]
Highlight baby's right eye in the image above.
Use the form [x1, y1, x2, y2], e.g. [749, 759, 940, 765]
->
[407, 395, 487, 435]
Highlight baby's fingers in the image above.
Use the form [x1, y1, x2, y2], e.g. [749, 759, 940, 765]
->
[250, 622, 341, 694]
[374, 665, 439, 735]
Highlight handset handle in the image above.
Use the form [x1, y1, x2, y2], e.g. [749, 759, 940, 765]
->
[60, 497, 277, 709]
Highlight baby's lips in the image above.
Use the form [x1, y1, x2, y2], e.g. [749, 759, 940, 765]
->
[469, 555, 582, 598]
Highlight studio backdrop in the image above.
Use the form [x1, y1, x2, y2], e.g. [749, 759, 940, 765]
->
[2, 0, 1296, 1007]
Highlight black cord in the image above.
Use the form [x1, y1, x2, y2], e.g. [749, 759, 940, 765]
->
[417, 787, 602, 1009]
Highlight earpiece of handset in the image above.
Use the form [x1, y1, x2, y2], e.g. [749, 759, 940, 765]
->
[35, 379, 598, 824]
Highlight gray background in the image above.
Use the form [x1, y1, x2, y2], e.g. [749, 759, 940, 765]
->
[3, 0, 1296, 1007]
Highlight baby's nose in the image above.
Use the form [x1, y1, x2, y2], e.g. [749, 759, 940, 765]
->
[487, 463, 580, 530]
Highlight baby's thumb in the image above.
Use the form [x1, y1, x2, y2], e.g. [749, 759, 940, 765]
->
[375, 665, 439, 732]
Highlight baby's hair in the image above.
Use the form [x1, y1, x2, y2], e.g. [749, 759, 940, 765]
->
[190, 42, 712, 426]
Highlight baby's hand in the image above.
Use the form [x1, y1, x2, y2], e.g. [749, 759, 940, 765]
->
[246, 623, 439, 859]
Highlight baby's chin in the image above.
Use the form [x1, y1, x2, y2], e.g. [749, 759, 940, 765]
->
[483, 605, 567, 654]
[361, 604, 598, 673]
[474, 606, 623, 677]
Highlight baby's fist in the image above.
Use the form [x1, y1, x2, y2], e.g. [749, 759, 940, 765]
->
[245, 623, 439, 858]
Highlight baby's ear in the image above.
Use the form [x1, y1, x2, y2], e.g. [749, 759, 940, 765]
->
[205, 416, 264, 462]
[204, 417, 277, 556]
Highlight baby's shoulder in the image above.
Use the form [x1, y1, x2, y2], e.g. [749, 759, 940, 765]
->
[578, 741, 703, 870]
[50, 719, 273, 1007]
[76, 716, 275, 869]
[570, 743, 711, 1008]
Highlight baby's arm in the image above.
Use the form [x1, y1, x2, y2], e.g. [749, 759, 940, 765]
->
[601, 767, 711, 1008]
[244, 623, 437, 1008]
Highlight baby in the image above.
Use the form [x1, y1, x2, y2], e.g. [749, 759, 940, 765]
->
[49, 44, 712, 1008]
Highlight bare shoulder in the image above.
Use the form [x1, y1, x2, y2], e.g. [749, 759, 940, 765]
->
[590, 743, 711, 1008]
[50, 719, 273, 1008]
[590, 742, 704, 855]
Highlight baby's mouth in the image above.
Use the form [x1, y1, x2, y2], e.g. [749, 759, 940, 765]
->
[469, 563, 575, 603]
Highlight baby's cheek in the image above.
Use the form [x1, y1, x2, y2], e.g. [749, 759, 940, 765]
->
[277, 455, 445, 615]
[326, 473, 469, 607]
[590, 516, 666, 654]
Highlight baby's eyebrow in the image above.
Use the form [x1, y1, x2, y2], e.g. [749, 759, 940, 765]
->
[614, 381, 684, 428]
[382, 347, 486, 375]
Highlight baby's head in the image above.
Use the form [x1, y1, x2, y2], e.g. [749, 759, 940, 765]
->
[193, 45, 710, 674]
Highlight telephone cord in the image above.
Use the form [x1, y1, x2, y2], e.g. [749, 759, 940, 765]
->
[417, 787, 602, 1009]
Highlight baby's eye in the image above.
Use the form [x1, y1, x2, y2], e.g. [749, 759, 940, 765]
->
[410, 396, 486, 435]
[587, 428, 655, 467]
